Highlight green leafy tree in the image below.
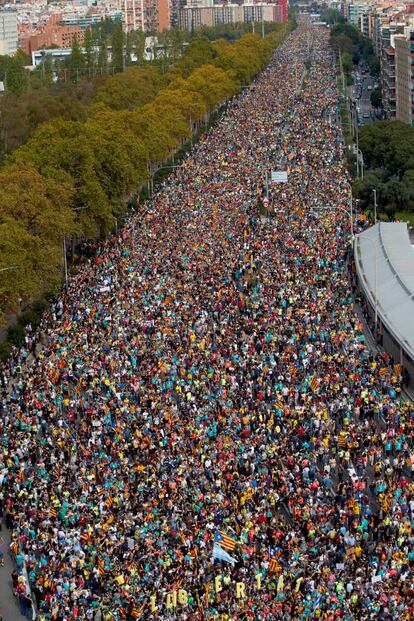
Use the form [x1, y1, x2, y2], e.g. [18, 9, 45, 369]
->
[86, 105, 147, 206]
[94, 66, 162, 110]
[0, 52, 29, 96]
[11, 119, 114, 238]
[111, 23, 125, 73]
[368, 55, 380, 77]
[125, 32, 133, 66]
[0, 165, 76, 318]
[370, 86, 382, 109]
[98, 33, 108, 75]
[69, 35, 85, 83]
[131, 30, 146, 65]
[174, 36, 217, 77]
[83, 28, 95, 78]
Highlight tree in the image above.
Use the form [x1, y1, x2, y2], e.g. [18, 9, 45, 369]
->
[0, 52, 29, 96]
[69, 35, 85, 83]
[152, 84, 207, 122]
[94, 66, 162, 110]
[98, 33, 108, 76]
[86, 105, 147, 207]
[382, 177, 410, 220]
[131, 30, 146, 66]
[368, 55, 380, 77]
[370, 86, 382, 109]
[83, 28, 95, 78]
[125, 32, 133, 66]
[184, 64, 236, 111]
[341, 52, 353, 75]
[0, 165, 77, 318]
[0, 164, 76, 244]
[174, 36, 217, 77]
[111, 23, 125, 73]
[11, 119, 114, 238]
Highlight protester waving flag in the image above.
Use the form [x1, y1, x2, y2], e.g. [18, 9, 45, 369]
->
[212, 543, 236, 565]
[214, 530, 238, 551]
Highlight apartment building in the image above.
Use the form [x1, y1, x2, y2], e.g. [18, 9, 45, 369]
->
[122, 0, 170, 31]
[122, 0, 145, 31]
[0, 8, 17, 55]
[395, 29, 414, 125]
[179, 0, 288, 30]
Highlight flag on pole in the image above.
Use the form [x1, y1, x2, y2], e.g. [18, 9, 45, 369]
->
[97, 556, 105, 576]
[212, 543, 236, 565]
[268, 558, 282, 573]
[214, 530, 237, 551]
[310, 378, 320, 392]
[313, 592, 322, 610]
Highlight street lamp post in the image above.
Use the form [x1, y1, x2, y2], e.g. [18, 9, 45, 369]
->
[343, 181, 354, 240]
[372, 188, 377, 225]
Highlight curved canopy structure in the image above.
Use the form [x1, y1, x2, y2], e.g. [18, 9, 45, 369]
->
[354, 222, 414, 363]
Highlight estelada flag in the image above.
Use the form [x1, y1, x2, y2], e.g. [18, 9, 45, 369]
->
[310, 378, 320, 392]
[379, 368, 388, 377]
[395, 364, 403, 375]
[338, 431, 347, 448]
[50, 508, 57, 519]
[97, 556, 105, 576]
[214, 530, 237, 551]
[275, 400, 284, 412]
[269, 558, 282, 573]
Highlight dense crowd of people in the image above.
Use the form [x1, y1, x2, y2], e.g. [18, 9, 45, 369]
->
[1, 21, 414, 621]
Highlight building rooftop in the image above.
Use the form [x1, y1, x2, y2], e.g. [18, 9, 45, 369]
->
[354, 222, 414, 362]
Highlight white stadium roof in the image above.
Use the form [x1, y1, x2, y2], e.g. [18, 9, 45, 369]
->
[354, 222, 414, 362]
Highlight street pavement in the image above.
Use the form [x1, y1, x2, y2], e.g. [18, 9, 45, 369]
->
[0, 522, 27, 621]
[352, 66, 379, 126]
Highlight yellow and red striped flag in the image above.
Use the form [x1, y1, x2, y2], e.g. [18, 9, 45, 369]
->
[310, 378, 320, 392]
[50, 508, 57, 519]
[269, 558, 282, 573]
[379, 367, 388, 377]
[97, 556, 105, 576]
[214, 530, 237, 551]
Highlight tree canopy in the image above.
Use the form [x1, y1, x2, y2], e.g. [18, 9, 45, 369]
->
[0, 22, 291, 323]
[353, 121, 414, 220]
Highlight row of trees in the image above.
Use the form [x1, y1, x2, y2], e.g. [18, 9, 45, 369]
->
[0, 22, 276, 159]
[353, 121, 414, 221]
[0, 25, 291, 324]
[331, 22, 380, 84]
